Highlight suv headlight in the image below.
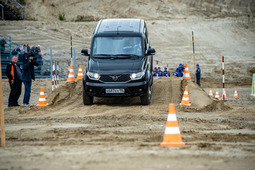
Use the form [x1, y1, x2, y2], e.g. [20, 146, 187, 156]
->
[130, 72, 145, 80]
[87, 72, 100, 80]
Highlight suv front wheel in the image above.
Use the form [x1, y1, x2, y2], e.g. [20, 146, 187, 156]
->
[83, 87, 93, 105]
[141, 84, 151, 105]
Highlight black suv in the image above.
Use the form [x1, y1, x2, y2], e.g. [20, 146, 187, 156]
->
[81, 19, 156, 105]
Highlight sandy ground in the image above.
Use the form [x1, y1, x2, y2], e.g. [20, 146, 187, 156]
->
[1, 78, 255, 170]
[1, 0, 255, 169]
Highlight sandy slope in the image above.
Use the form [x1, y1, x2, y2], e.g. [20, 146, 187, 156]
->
[23, 0, 255, 21]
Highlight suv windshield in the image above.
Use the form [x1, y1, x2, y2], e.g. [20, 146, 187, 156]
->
[92, 37, 142, 57]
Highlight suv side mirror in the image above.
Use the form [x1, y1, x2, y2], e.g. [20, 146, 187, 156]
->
[81, 49, 89, 56]
[147, 48, 156, 55]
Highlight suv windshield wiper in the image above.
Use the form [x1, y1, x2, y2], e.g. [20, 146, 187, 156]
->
[93, 54, 141, 59]
[93, 54, 115, 59]
[112, 54, 141, 59]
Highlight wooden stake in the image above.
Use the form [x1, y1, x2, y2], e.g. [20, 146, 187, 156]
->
[0, 52, 6, 147]
[192, 31, 196, 83]
[70, 36, 73, 66]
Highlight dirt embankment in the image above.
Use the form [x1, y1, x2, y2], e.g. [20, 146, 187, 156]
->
[14, 77, 228, 117]
[23, 0, 255, 21]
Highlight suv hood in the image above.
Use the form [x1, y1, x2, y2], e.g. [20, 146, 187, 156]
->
[89, 58, 144, 74]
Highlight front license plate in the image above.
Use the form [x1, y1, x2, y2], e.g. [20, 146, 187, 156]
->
[105, 89, 125, 94]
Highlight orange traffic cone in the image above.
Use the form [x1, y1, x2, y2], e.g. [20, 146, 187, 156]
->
[215, 89, 221, 100]
[66, 65, 75, 82]
[209, 88, 213, 97]
[180, 86, 191, 106]
[76, 65, 83, 80]
[234, 89, 238, 98]
[160, 103, 185, 146]
[36, 87, 48, 107]
[182, 63, 191, 80]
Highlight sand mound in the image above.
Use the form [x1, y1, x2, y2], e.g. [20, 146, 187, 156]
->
[45, 77, 227, 112]
[180, 79, 230, 112]
[47, 79, 83, 106]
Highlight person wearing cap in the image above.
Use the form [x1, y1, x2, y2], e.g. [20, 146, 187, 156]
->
[153, 67, 158, 77]
[181, 64, 185, 72]
[196, 64, 201, 86]
[22, 53, 39, 106]
[163, 67, 170, 77]
[174, 64, 184, 77]
[157, 67, 163, 77]
[34, 45, 41, 56]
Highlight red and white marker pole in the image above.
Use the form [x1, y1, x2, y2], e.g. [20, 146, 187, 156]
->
[56, 61, 59, 88]
[52, 60, 56, 91]
[222, 56, 226, 101]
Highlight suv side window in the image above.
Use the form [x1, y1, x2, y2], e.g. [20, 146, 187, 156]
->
[144, 23, 149, 51]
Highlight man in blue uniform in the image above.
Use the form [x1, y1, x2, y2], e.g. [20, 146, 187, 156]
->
[157, 67, 163, 77]
[174, 64, 184, 77]
[196, 64, 201, 86]
[163, 67, 170, 77]
[153, 67, 157, 77]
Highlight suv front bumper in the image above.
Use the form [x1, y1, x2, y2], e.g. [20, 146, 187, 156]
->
[84, 81, 148, 97]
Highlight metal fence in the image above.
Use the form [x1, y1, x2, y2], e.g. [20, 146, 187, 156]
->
[0, 0, 24, 20]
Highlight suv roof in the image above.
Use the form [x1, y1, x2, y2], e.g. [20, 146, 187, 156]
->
[95, 19, 144, 36]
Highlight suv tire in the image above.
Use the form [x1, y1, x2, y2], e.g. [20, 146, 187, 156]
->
[83, 87, 93, 105]
[141, 84, 151, 105]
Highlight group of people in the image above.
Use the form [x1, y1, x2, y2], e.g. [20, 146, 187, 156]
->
[12, 44, 41, 56]
[153, 63, 201, 86]
[6, 53, 39, 107]
[12, 44, 42, 65]
[153, 67, 171, 77]
[1, 38, 45, 107]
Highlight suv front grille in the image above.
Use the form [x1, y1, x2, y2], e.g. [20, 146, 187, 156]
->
[100, 74, 130, 82]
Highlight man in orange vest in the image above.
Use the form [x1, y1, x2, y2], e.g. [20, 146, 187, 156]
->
[6, 56, 22, 107]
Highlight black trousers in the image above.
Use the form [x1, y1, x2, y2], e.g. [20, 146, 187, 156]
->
[196, 78, 200, 86]
[8, 79, 22, 106]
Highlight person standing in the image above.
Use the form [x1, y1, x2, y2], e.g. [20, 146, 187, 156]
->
[22, 53, 39, 106]
[6, 56, 22, 107]
[196, 64, 201, 86]
[0, 38, 7, 53]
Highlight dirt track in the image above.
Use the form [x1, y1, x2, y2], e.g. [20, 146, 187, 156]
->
[1, 78, 255, 170]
